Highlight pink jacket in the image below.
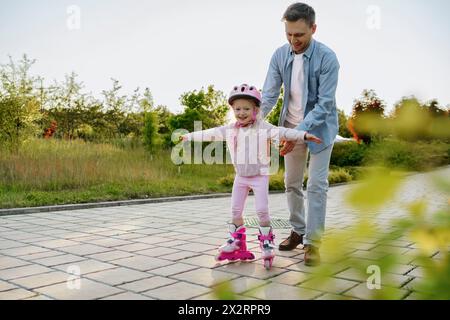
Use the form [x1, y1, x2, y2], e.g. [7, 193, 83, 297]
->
[185, 119, 306, 177]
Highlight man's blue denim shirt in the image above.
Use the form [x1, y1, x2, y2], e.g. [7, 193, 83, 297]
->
[261, 39, 340, 154]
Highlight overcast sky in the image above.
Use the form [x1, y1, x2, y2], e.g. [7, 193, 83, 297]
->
[1, 0, 449, 115]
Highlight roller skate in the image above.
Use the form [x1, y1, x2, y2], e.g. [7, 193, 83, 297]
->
[258, 226, 275, 270]
[215, 224, 255, 262]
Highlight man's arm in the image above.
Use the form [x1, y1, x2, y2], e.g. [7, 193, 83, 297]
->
[261, 50, 283, 118]
[298, 52, 340, 132]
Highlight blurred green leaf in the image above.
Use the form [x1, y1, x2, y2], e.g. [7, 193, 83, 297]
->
[212, 281, 236, 300]
[346, 169, 403, 211]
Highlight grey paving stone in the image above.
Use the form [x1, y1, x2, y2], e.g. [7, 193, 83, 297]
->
[85, 267, 151, 286]
[0, 264, 53, 280]
[172, 243, 218, 253]
[54, 259, 117, 275]
[0, 239, 28, 250]
[387, 264, 416, 275]
[134, 247, 179, 257]
[163, 251, 203, 261]
[81, 238, 133, 248]
[23, 293, 54, 300]
[244, 282, 322, 300]
[179, 255, 222, 269]
[0, 288, 38, 300]
[213, 277, 268, 294]
[405, 267, 426, 278]
[0, 231, 43, 241]
[270, 256, 301, 268]
[348, 250, 388, 261]
[111, 255, 173, 272]
[110, 233, 146, 241]
[113, 243, 152, 252]
[0, 280, 17, 292]
[143, 281, 210, 300]
[343, 282, 409, 300]
[33, 254, 87, 267]
[0, 256, 31, 270]
[100, 292, 154, 300]
[133, 236, 170, 245]
[172, 268, 239, 287]
[216, 262, 287, 280]
[286, 261, 348, 275]
[58, 244, 111, 256]
[17, 250, 65, 261]
[268, 271, 312, 285]
[118, 276, 178, 293]
[35, 278, 122, 300]
[1, 245, 50, 257]
[34, 239, 80, 249]
[299, 277, 360, 294]
[315, 293, 358, 300]
[10, 271, 71, 289]
[86, 250, 134, 262]
[147, 263, 199, 277]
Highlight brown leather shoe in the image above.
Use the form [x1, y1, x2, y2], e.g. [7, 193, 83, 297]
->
[304, 244, 321, 266]
[278, 230, 303, 251]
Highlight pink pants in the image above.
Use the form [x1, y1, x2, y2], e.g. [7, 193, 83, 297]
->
[232, 175, 270, 224]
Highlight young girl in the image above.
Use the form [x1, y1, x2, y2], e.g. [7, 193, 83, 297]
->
[181, 84, 321, 269]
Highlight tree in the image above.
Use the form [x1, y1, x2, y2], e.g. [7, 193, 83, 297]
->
[142, 111, 160, 153]
[46, 72, 87, 140]
[101, 79, 128, 139]
[423, 99, 448, 118]
[154, 105, 173, 134]
[390, 96, 450, 142]
[337, 108, 352, 138]
[0, 55, 42, 153]
[349, 89, 386, 144]
[153, 105, 174, 148]
[169, 85, 228, 132]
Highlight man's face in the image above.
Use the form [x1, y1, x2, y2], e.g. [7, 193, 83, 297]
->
[285, 19, 316, 54]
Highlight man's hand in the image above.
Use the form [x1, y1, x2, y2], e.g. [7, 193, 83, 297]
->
[280, 139, 296, 156]
[305, 133, 322, 144]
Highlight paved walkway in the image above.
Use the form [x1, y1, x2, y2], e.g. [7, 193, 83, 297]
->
[0, 168, 448, 300]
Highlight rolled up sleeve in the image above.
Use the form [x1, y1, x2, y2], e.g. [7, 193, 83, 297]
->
[261, 50, 283, 118]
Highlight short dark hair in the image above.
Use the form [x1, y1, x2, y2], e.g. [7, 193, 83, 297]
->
[282, 3, 316, 27]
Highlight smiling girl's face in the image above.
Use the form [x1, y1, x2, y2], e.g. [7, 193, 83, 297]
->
[231, 98, 258, 126]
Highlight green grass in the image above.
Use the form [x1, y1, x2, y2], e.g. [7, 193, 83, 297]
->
[218, 167, 354, 191]
[0, 138, 234, 208]
[1, 138, 448, 208]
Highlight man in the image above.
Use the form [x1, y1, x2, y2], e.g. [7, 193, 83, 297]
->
[261, 3, 339, 266]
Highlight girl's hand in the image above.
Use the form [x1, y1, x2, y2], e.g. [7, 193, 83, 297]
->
[179, 135, 188, 142]
[305, 133, 322, 144]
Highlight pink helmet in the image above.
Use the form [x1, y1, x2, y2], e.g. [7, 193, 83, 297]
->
[228, 84, 262, 107]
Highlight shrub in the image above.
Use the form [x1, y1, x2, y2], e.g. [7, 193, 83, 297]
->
[364, 140, 449, 171]
[217, 174, 234, 187]
[269, 173, 285, 191]
[331, 142, 367, 167]
[328, 168, 353, 184]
